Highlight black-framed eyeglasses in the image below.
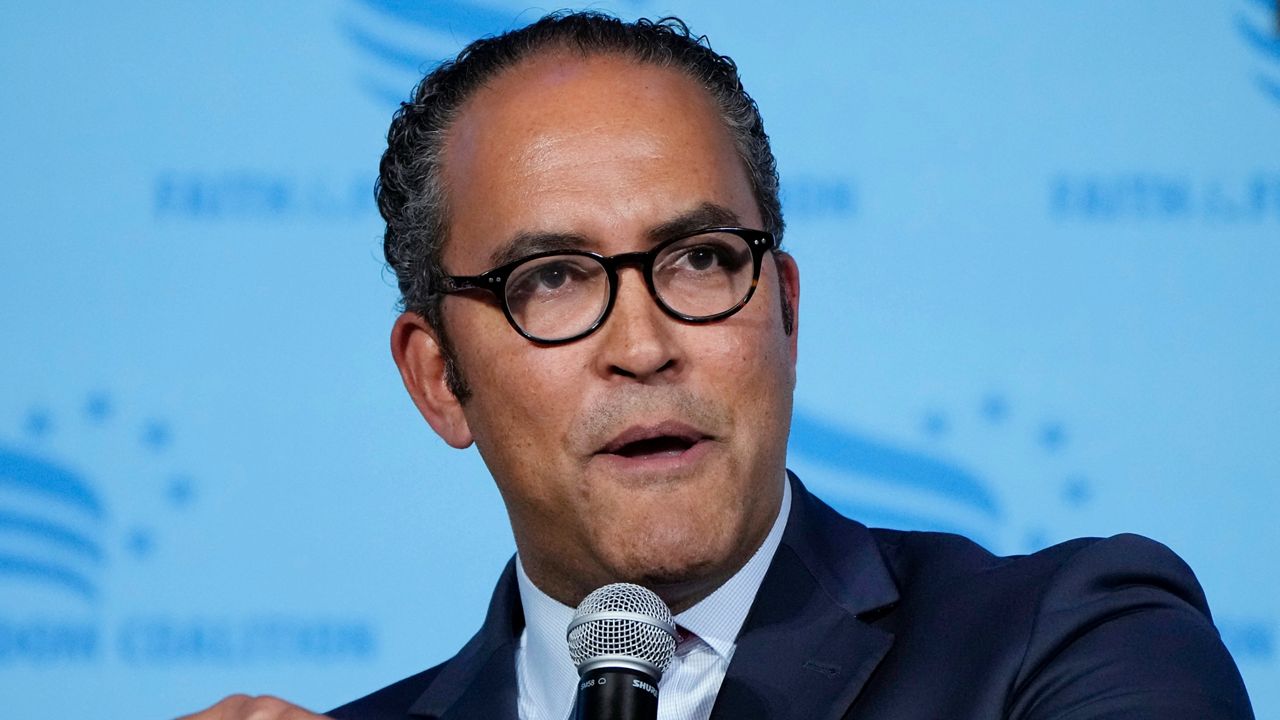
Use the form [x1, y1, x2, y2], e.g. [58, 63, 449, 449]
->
[433, 227, 778, 344]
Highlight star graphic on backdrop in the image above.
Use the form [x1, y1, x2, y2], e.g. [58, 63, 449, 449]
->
[1039, 422, 1066, 452]
[166, 475, 196, 507]
[981, 394, 1008, 423]
[85, 393, 113, 423]
[1062, 476, 1092, 506]
[24, 408, 52, 438]
[126, 528, 155, 558]
[142, 420, 171, 451]
[922, 412, 949, 438]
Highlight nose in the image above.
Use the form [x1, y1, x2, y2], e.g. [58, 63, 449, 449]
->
[595, 266, 681, 382]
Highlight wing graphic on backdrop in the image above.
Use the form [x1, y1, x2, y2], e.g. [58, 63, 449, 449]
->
[342, 0, 535, 107]
[342, 0, 648, 108]
[0, 446, 105, 602]
[1238, 0, 1280, 105]
[788, 410, 1002, 550]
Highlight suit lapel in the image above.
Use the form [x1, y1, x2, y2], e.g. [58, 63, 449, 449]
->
[408, 559, 523, 719]
[710, 474, 899, 720]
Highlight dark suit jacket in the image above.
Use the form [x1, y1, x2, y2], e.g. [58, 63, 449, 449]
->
[331, 474, 1253, 719]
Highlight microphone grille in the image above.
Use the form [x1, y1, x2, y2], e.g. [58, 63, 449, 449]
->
[567, 583, 678, 675]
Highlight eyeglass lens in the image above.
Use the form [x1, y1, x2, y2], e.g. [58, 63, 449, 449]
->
[503, 230, 756, 342]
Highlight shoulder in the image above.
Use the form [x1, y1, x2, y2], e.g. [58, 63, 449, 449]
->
[864, 529, 1253, 718]
[865, 529, 1217, 654]
[870, 529, 1207, 610]
[327, 663, 447, 720]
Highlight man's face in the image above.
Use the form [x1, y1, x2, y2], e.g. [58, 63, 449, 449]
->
[395, 53, 799, 611]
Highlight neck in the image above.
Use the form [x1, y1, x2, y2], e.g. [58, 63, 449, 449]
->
[517, 480, 790, 614]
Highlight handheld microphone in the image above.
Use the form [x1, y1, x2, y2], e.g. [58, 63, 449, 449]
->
[567, 583, 678, 720]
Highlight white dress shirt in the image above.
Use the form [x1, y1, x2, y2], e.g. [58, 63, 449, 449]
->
[515, 478, 793, 720]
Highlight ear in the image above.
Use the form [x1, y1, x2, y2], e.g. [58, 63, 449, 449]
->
[773, 251, 800, 362]
[390, 312, 474, 449]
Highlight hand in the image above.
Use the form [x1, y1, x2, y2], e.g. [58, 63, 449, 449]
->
[175, 694, 328, 720]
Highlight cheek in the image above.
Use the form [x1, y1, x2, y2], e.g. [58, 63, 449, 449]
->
[458, 327, 586, 463]
[706, 296, 794, 389]
[704, 300, 796, 445]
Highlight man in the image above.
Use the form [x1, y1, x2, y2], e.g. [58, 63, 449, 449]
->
[183, 11, 1253, 720]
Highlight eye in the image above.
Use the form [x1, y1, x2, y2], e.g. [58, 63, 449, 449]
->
[683, 246, 719, 271]
[535, 264, 569, 289]
[664, 238, 747, 274]
[506, 256, 601, 306]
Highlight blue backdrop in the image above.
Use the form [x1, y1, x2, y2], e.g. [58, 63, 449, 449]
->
[2, 1, 1277, 717]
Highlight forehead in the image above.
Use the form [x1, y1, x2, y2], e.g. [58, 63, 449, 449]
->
[438, 51, 757, 267]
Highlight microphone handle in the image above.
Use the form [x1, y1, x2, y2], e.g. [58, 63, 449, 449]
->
[573, 666, 659, 720]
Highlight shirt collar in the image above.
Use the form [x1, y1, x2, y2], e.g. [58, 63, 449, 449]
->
[672, 477, 791, 659]
[515, 556, 578, 720]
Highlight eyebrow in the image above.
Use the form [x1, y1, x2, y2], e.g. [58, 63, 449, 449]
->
[646, 202, 743, 242]
[486, 201, 745, 269]
[488, 230, 593, 268]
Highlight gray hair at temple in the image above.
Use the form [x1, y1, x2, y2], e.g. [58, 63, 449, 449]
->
[377, 11, 786, 399]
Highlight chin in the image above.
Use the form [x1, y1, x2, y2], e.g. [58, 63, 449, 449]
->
[603, 517, 736, 591]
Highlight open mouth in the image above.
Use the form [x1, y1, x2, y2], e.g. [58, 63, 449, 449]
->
[610, 435, 698, 458]
[598, 422, 709, 460]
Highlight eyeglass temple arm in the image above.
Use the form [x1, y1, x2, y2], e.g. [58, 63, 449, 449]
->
[435, 274, 499, 296]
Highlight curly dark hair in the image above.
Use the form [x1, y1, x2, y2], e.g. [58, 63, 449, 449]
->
[378, 11, 785, 399]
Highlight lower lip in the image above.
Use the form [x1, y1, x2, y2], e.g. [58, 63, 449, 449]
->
[593, 438, 714, 475]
